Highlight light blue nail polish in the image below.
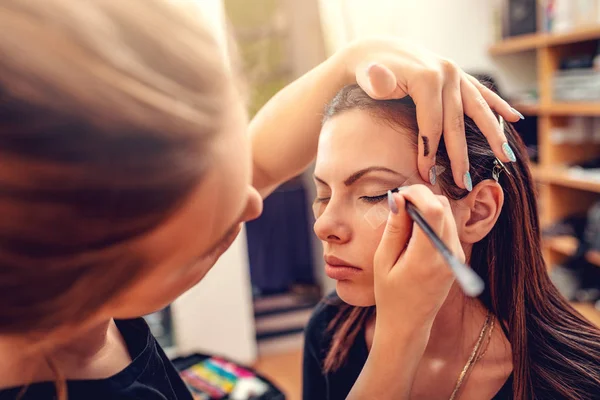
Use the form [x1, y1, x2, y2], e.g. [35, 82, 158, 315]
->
[502, 142, 517, 162]
[463, 172, 473, 192]
[511, 107, 525, 120]
[387, 190, 399, 214]
[429, 165, 437, 185]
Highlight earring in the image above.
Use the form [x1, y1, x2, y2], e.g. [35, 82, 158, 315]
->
[492, 158, 510, 182]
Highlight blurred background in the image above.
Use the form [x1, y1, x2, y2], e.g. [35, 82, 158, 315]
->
[144, 1, 600, 399]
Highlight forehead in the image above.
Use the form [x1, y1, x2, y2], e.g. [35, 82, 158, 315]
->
[316, 109, 417, 178]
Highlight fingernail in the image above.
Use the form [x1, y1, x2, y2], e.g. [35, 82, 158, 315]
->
[510, 107, 525, 120]
[429, 165, 437, 185]
[366, 62, 384, 77]
[387, 190, 399, 214]
[463, 172, 473, 192]
[502, 142, 516, 162]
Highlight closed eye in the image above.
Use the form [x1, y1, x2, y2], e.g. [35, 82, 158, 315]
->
[360, 194, 388, 204]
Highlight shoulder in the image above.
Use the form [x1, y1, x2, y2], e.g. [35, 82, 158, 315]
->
[114, 318, 153, 355]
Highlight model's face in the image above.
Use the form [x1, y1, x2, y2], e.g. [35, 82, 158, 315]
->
[314, 110, 446, 306]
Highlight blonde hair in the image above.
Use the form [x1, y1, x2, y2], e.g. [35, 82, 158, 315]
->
[0, 0, 229, 342]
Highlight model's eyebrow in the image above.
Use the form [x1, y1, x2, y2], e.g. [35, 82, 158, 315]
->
[313, 166, 407, 187]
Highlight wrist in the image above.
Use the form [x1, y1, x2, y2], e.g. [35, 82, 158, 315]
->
[373, 314, 433, 353]
[329, 40, 364, 86]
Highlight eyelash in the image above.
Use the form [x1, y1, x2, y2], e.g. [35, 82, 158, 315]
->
[314, 192, 390, 205]
[361, 194, 388, 204]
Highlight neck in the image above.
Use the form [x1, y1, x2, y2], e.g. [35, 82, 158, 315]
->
[0, 319, 116, 388]
[425, 284, 489, 358]
[53, 319, 113, 361]
[367, 283, 490, 360]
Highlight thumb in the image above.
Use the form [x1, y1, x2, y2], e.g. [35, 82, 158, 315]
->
[374, 192, 412, 275]
[356, 62, 400, 100]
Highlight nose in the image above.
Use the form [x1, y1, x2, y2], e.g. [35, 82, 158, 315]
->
[241, 185, 263, 223]
[313, 205, 351, 244]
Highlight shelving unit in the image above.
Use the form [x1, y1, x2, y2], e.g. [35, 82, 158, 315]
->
[490, 26, 600, 327]
[530, 164, 600, 193]
[514, 103, 600, 116]
[545, 235, 600, 267]
[489, 26, 600, 55]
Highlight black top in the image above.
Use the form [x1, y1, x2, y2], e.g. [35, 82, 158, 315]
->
[303, 293, 513, 400]
[0, 318, 193, 400]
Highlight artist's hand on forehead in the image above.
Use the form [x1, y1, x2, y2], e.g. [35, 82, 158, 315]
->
[344, 37, 523, 190]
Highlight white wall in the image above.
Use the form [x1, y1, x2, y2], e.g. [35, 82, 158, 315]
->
[171, 0, 257, 365]
[319, 0, 537, 97]
[173, 227, 256, 364]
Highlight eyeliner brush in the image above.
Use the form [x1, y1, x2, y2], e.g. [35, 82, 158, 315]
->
[388, 189, 485, 297]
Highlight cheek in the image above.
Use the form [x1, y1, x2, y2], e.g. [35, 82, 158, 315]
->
[357, 213, 387, 273]
[363, 203, 389, 229]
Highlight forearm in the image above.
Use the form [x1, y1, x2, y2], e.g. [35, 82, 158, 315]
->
[347, 323, 431, 400]
[249, 49, 351, 197]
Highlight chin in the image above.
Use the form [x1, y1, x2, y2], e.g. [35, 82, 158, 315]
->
[335, 280, 375, 307]
[113, 270, 212, 319]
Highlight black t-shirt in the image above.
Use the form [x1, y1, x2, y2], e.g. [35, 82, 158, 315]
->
[303, 293, 513, 400]
[0, 318, 193, 400]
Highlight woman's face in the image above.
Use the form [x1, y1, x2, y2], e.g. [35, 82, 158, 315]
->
[314, 109, 445, 307]
[109, 88, 263, 318]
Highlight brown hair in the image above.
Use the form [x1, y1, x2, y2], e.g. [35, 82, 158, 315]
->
[0, 0, 228, 337]
[321, 85, 600, 399]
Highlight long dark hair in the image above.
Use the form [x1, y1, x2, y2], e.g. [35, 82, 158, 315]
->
[321, 85, 600, 399]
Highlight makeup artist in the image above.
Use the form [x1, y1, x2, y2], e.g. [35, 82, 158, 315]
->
[0, 1, 523, 399]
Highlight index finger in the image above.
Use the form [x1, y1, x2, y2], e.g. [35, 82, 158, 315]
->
[465, 74, 524, 123]
[460, 75, 515, 164]
[374, 192, 412, 275]
[411, 77, 444, 186]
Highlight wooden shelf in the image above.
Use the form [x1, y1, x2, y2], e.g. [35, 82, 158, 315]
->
[489, 32, 542, 55]
[531, 164, 600, 194]
[490, 26, 600, 55]
[546, 26, 600, 47]
[542, 103, 600, 116]
[572, 302, 600, 327]
[512, 103, 600, 116]
[544, 235, 600, 267]
[512, 103, 539, 116]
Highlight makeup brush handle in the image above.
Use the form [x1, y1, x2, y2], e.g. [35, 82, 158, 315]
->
[448, 256, 485, 297]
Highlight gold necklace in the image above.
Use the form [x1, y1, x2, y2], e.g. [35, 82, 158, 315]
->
[448, 311, 495, 400]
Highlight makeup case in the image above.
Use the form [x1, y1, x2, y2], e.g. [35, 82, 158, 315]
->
[172, 353, 285, 400]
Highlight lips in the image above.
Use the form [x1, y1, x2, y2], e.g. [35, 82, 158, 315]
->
[324, 255, 361, 280]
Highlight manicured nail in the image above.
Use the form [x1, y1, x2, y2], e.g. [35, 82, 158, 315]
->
[463, 172, 473, 192]
[367, 62, 381, 73]
[387, 190, 399, 214]
[429, 165, 437, 185]
[510, 107, 525, 120]
[502, 142, 516, 162]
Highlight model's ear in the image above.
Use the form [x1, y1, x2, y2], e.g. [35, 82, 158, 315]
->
[455, 180, 504, 243]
